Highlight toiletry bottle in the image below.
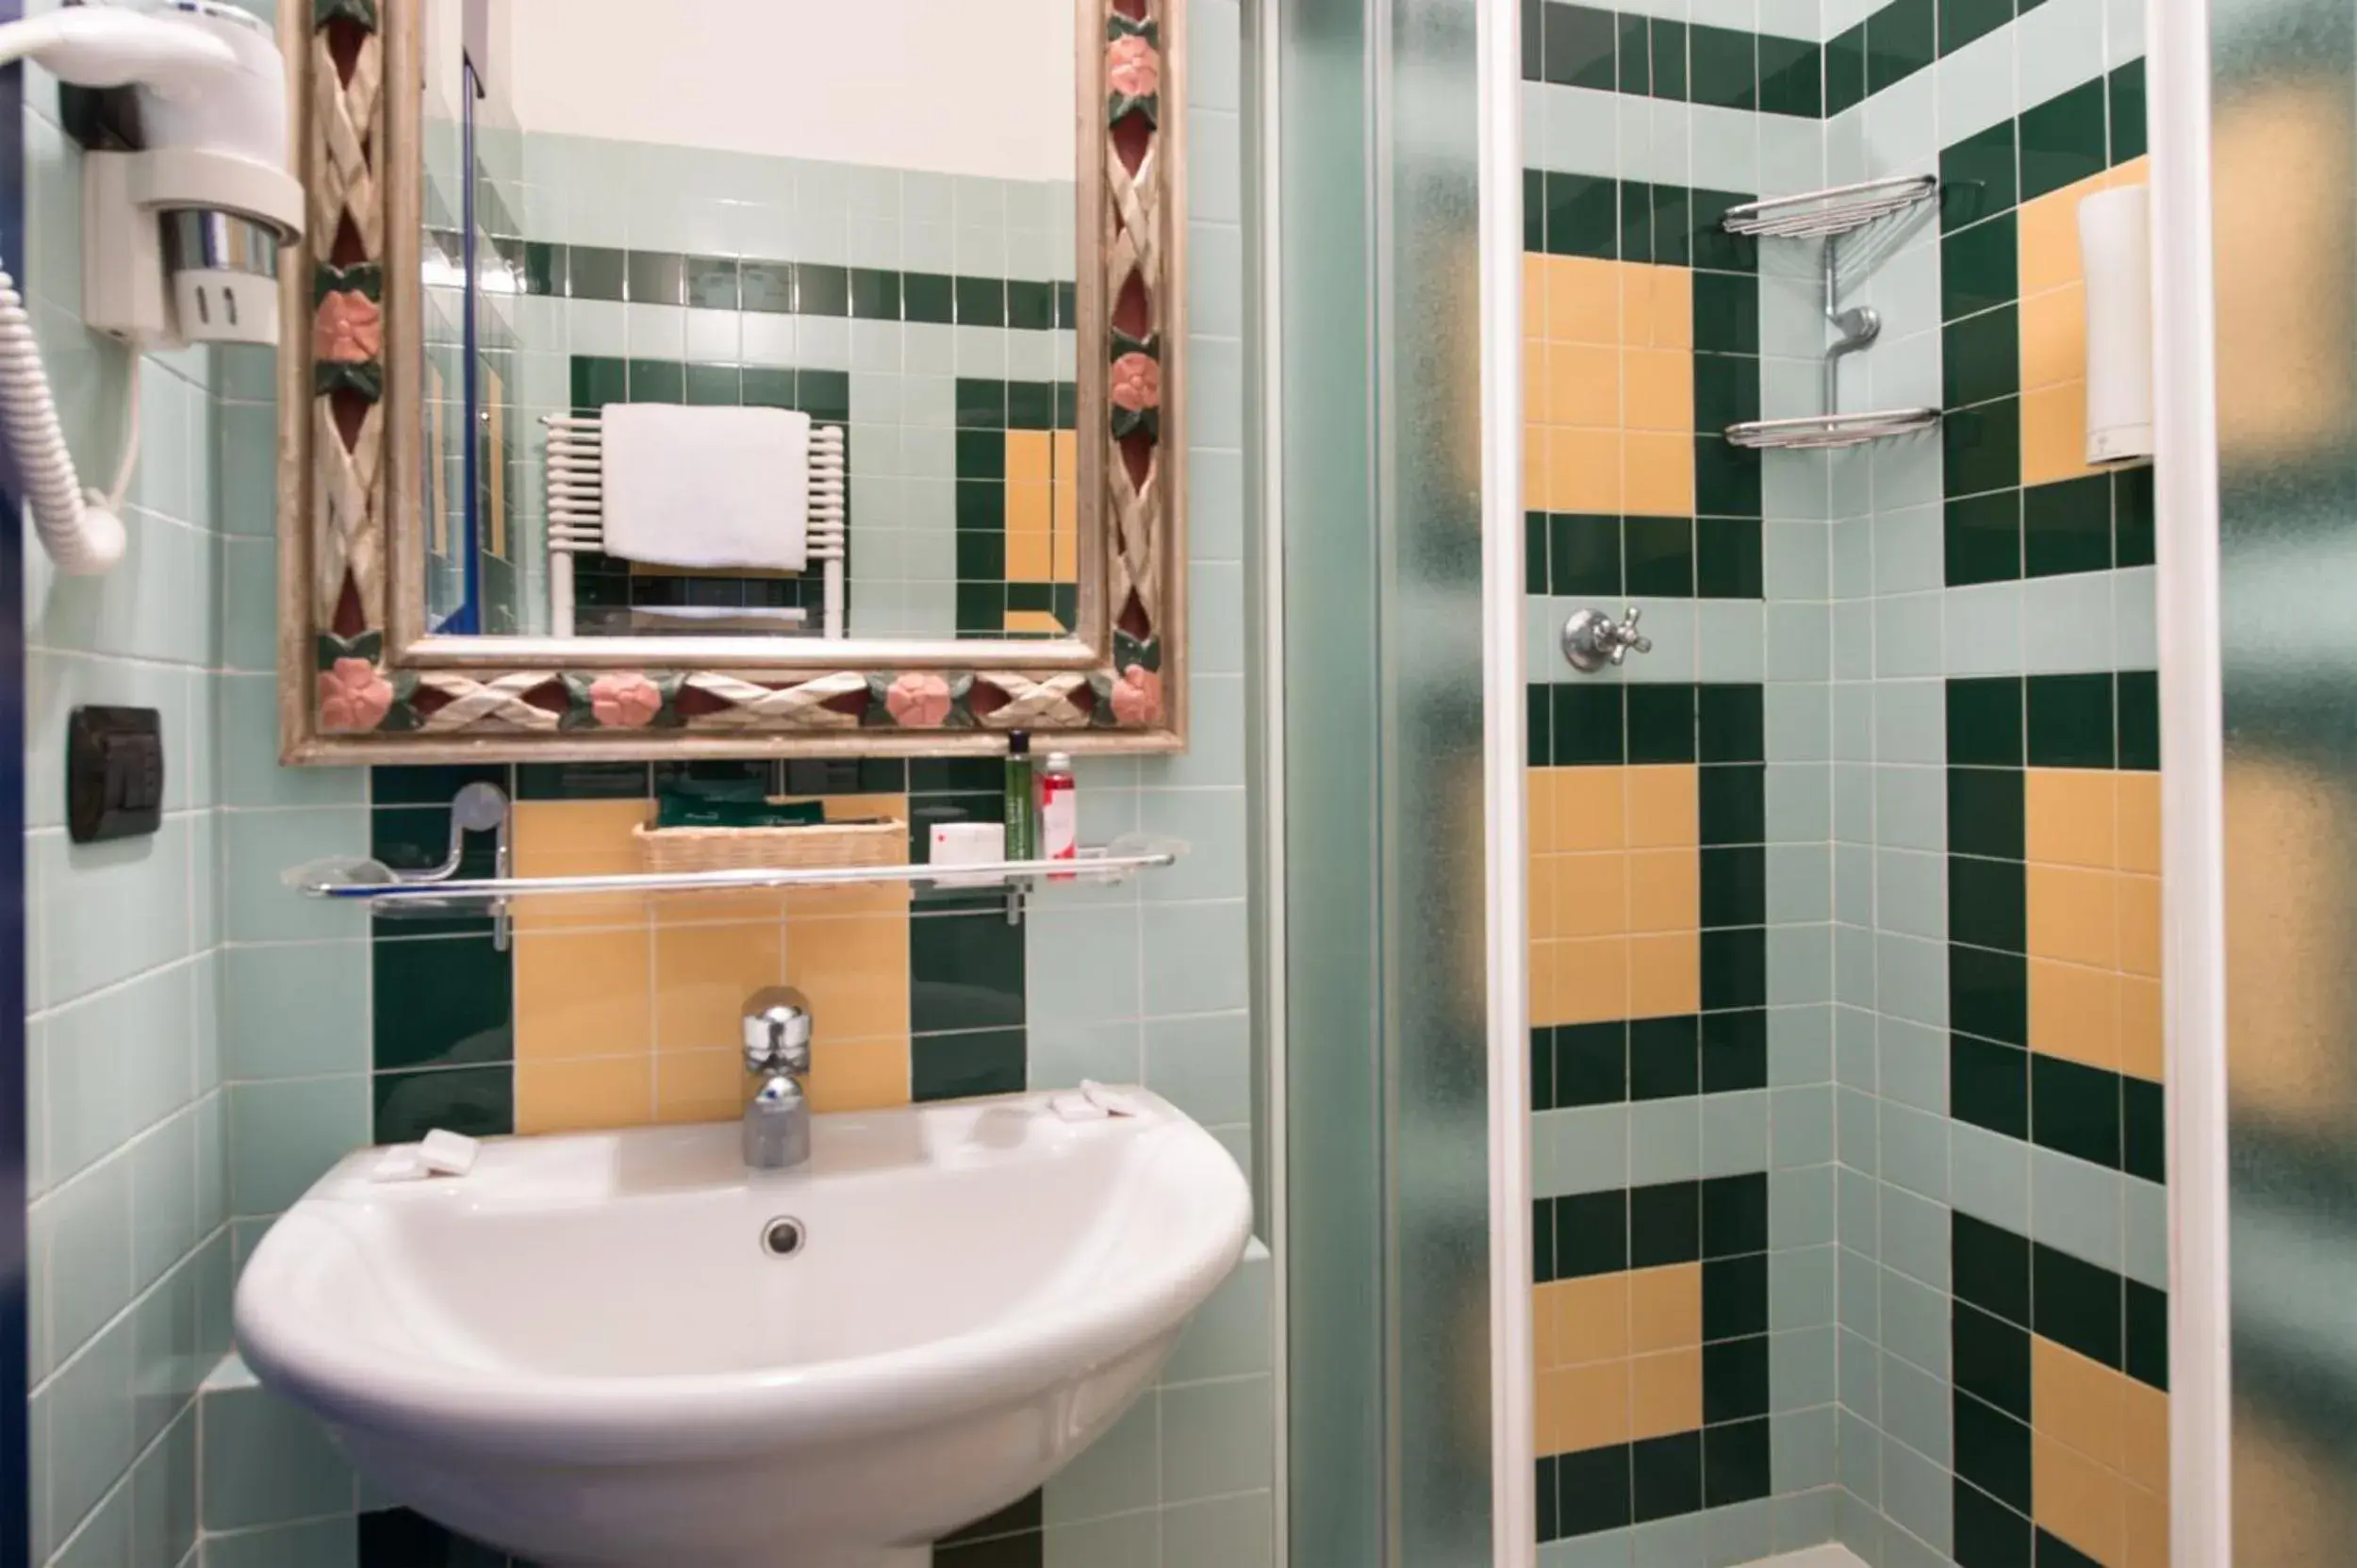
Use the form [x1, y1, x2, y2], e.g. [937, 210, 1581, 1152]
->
[1004, 731, 1035, 861]
[1036, 751, 1078, 876]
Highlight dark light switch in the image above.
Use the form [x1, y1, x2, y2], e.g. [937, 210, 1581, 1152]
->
[67, 706, 165, 844]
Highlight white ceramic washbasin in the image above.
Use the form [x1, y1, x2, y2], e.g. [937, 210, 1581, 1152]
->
[234, 1090, 1253, 1568]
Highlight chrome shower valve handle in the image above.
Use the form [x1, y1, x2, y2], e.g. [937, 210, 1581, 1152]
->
[1561, 605, 1654, 673]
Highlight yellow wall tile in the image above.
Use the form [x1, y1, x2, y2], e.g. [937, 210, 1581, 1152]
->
[2031, 959, 2120, 1071]
[1551, 344, 1622, 428]
[1007, 530, 1053, 582]
[1626, 266, 1691, 351]
[787, 913, 911, 1044]
[2125, 1482, 2170, 1568]
[1628, 932, 1700, 1018]
[1006, 429, 1053, 485]
[2120, 1379, 2171, 1496]
[1529, 852, 1561, 942]
[1630, 1348, 1702, 1442]
[1546, 1360, 1632, 1455]
[512, 798, 656, 932]
[2119, 874, 2164, 978]
[1529, 770, 1562, 855]
[1557, 852, 1630, 939]
[1524, 255, 1549, 342]
[653, 921, 784, 1051]
[654, 1048, 747, 1124]
[1005, 610, 1065, 635]
[2035, 1337, 2126, 1471]
[2027, 769, 2118, 868]
[1626, 849, 1699, 934]
[1626, 1263, 1702, 1352]
[1528, 947, 1557, 1029]
[515, 1054, 653, 1135]
[1557, 768, 1628, 851]
[2029, 864, 2121, 968]
[1545, 256, 1621, 344]
[2022, 381, 2098, 487]
[1622, 431, 1695, 516]
[1541, 427, 1624, 514]
[1556, 937, 1631, 1025]
[1624, 349, 1692, 433]
[1548, 1274, 1633, 1368]
[2020, 283, 2087, 393]
[1007, 479, 1052, 536]
[514, 928, 651, 1061]
[2019, 177, 2102, 298]
[2117, 772, 2162, 874]
[2036, 1431, 2128, 1568]
[1525, 339, 1551, 426]
[1625, 766, 1699, 849]
[2119, 976, 2166, 1082]
[1523, 429, 1549, 514]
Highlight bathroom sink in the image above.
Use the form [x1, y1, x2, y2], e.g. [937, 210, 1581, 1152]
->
[233, 1090, 1253, 1568]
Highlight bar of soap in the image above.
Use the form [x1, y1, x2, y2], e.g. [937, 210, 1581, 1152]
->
[371, 1147, 431, 1182]
[419, 1129, 480, 1176]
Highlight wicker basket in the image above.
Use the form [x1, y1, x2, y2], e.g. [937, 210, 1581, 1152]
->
[632, 816, 908, 874]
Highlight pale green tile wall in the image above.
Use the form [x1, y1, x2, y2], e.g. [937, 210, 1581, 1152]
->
[20, 0, 248, 1556]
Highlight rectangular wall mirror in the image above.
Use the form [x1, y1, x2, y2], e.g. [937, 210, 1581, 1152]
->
[279, 0, 1186, 761]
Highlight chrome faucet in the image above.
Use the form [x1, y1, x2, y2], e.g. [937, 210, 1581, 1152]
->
[742, 986, 814, 1171]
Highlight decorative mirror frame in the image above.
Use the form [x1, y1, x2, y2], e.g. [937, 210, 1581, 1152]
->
[277, 0, 1186, 762]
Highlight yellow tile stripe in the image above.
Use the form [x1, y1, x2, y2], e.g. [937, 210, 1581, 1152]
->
[2032, 1336, 2169, 1568]
[2023, 769, 2163, 1081]
[1532, 1264, 1704, 1458]
[511, 795, 914, 1133]
[1528, 766, 1703, 1028]
[1523, 255, 1695, 518]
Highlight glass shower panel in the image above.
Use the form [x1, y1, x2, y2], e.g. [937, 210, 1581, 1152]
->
[1278, 0, 1492, 1561]
[2214, 0, 2357, 1558]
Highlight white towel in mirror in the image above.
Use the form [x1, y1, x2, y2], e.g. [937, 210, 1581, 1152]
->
[600, 403, 810, 573]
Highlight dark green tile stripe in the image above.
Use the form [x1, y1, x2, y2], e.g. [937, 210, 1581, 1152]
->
[1524, 0, 1821, 115]
[1528, 682, 1764, 769]
[1949, 1213, 2167, 1567]
[1523, 173, 1758, 273]
[909, 762, 1029, 1103]
[1942, 675, 2165, 1185]
[1525, 515, 1765, 598]
[1534, 1011, 1769, 1110]
[527, 240, 1076, 333]
[1535, 1176, 1772, 1541]
[953, 378, 1080, 639]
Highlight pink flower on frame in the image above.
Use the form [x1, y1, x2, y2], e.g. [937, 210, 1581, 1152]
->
[1110, 352, 1162, 413]
[588, 672, 663, 729]
[1107, 34, 1160, 97]
[313, 290, 382, 363]
[885, 671, 954, 728]
[1110, 664, 1162, 725]
[318, 657, 392, 732]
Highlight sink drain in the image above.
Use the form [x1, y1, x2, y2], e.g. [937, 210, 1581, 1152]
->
[760, 1216, 807, 1258]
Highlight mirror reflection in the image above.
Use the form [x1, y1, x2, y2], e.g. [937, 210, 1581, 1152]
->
[418, 0, 1082, 644]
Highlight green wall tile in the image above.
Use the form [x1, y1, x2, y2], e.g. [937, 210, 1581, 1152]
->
[371, 934, 512, 1072]
[1941, 123, 2019, 232]
[1945, 305, 2021, 412]
[1943, 398, 2020, 500]
[1689, 25, 1758, 111]
[227, 1077, 368, 1217]
[372, 1065, 514, 1145]
[1756, 37, 1821, 118]
[912, 1029, 1027, 1102]
[1161, 1377, 1275, 1504]
[1946, 678, 2025, 767]
[2022, 476, 2114, 577]
[1624, 518, 1696, 597]
[2020, 78, 2109, 202]
[1650, 18, 1689, 102]
[200, 1383, 353, 1532]
[1826, 23, 1868, 115]
[1541, 2, 1617, 91]
[1865, 0, 1936, 93]
[1942, 213, 2018, 323]
[2110, 60, 2148, 164]
[2025, 673, 2115, 767]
